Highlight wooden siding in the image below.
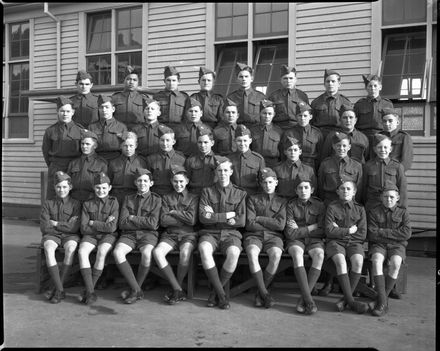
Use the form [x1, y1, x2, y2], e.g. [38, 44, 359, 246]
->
[60, 13, 80, 88]
[33, 16, 57, 89]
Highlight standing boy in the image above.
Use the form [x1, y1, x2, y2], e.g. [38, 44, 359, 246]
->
[213, 99, 239, 156]
[70, 70, 100, 128]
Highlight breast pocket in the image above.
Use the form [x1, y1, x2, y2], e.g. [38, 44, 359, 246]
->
[384, 168, 397, 183]
[110, 164, 124, 185]
[248, 100, 260, 117]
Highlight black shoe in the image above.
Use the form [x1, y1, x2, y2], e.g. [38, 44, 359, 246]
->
[120, 289, 130, 300]
[254, 292, 263, 308]
[318, 282, 332, 296]
[335, 298, 347, 312]
[351, 300, 369, 314]
[124, 290, 144, 304]
[163, 289, 174, 302]
[296, 297, 305, 314]
[262, 293, 275, 309]
[310, 287, 319, 296]
[50, 290, 64, 304]
[218, 295, 230, 310]
[372, 302, 389, 317]
[331, 283, 341, 294]
[78, 290, 87, 303]
[85, 292, 98, 305]
[388, 288, 402, 299]
[44, 287, 56, 300]
[304, 301, 318, 315]
[207, 291, 218, 307]
[167, 290, 187, 305]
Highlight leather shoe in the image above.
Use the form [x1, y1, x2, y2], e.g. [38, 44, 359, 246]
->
[163, 289, 174, 302]
[50, 290, 65, 304]
[388, 288, 402, 299]
[262, 293, 275, 309]
[310, 287, 319, 296]
[296, 297, 305, 314]
[304, 301, 318, 315]
[318, 282, 332, 296]
[351, 300, 369, 314]
[124, 290, 144, 304]
[44, 287, 56, 300]
[218, 295, 230, 310]
[120, 289, 130, 300]
[207, 291, 218, 307]
[254, 292, 263, 307]
[78, 290, 87, 303]
[85, 292, 98, 305]
[372, 302, 389, 317]
[335, 298, 347, 312]
[167, 290, 187, 305]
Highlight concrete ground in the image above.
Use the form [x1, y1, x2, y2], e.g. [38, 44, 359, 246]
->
[1, 218, 436, 349]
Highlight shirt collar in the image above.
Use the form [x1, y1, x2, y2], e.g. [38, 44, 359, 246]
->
[137, 191, 151, 199]
[216, 181, 233, 192]
[241, 149, 252, 158]
[341, 199, 354, 209]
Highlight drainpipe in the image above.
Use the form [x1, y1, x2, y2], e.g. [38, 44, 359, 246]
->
[43, 3, 61, 89]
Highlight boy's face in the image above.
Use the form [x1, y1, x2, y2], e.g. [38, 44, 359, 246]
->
[284, 144, 302, 162]
[171, 173, 188, 193]
[324, 74, 341, 95]
[77, 78, 93, 95]
[135, 174, 153, 194]
[280, 72, 297, 90]
[94, 182, 111, 198]
[237, 70, 253, 89]
[374, 139, 392, 159]
[216, 162, 233, 186]
[165, 75, 179, 91]
[366, 80, 382, 98]
[297, 111, 313, 127]
[197, 134, 214, 154]
[100, 102, 115, 120]
[121, 138, 137, 157]
[332, 139, 351, 158]
[144, 102, 161, 122]
[261, 176, 278, 194]
[199, 73, 214, 91]
[382, 114, 399, 133]
[187, 106, 202, 123]
[159, 133, 176, 152]
[81, 137, 97, 155]
[340, 111, 357, 131]
[296, 181, 313, 200]
[54, 180, 72, 199]
[124, 74, 139, 91]
[337, 182, 356, 202]
[236, 135, 252, 153]
[57, 104, 74, 124]
[224, 106, 239, 124]
[260, 107, 275, 125]
[382, 190, 400, 208]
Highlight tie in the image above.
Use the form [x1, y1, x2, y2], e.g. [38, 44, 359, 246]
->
[262, 125, 269, 152]
[380, 159, 385, 189]
[164, 153, 171, 170]
[220, 187, 227, 211]
[147, 124, 154, 148]
[339, 158, 345, 178]
[191, 123, 198, 144]
[327, 96, 336, 125]
[290, 162, 298, 180]
[243, 91, 249, 119]
[203, 92, 209, 117]
[136, 195, 143, 216]
[169, 92, 176, 123]
[229, 126, 237, 152]
[287, 89, 295, 120]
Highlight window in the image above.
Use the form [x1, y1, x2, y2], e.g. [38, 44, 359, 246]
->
[254, 3, 288, 37]
[215, 45, 248, 96]
[382, 0, 426, 25]
[3, 21, 30, 139]
[215, 3, 248, 40]
[393, 103, 425, 136]
[86, 7, 142, 86]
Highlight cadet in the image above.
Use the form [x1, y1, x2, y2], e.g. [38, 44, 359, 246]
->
[145, 124, 186, 196]
[227, 62, 267, 128]
[285, 176, 325, 315]
[185, 127, 218, 195]
[153, 165, 199, 304]
[274, 136, 316, 200]
[40, 171, 81, 303]
[367, 181, 412, 316]
[132, 98, 164, 158]
[112, 65, 150, 131]
[321, 103, 370, 164]
[88, 95, 128, 162]
[324, 178, 369, 314]
[153, 65, 190, 130]
[113, 168, 161, 304]
[379, 108, 413, 172]
[67, 129, 108, 203]
[354, 74, 393, 159]
[268, 65, 309, 129]
[190, 67, 225, 129]
[213, 98, 239, 156]
[244, 168, 287, 308]
[42, 96, 83, 200]
[108, 131, 147, 205]
[311, 69, 352, 139]
[362, 134, 407, 212]
[174, 98, 212, 157]
[198, 156, 247, 309]
[250, 99, 283, 168]
[280, 101, 323, 171]
[78, 172, 119, 305]
[318, 132, 363, 205]
[70, 70, 100, 128]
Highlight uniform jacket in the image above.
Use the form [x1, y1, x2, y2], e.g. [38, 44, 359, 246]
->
[311, 92, 352, 129]
[190, 91, 225, 127]
[70, 92, 100, 128]
[81, 195, 119, 235]
[160, 189, 199, 234]
[354, 96, 393, 133]
[112, 90, 150, 130]
[174, 120, 212, 157]
[153, 89, 190, 125]
[108, 154, 147, 190]
[40, 195, 81, 235]
[229, 149, 265, 193]
[119, 191, 161, 232]
[274, 159, 317, 198]
[185, 150, 217, 192]
[268, 87, 309, 128]
[227, 87, 266, 126]
[131, 121, 163, 157]
[379, 129, 413, 171]
[321, 128, 370, 164]
[213, 122, 238, 156]
[250, 123, 283, 160]
[88, 118, 127, 156]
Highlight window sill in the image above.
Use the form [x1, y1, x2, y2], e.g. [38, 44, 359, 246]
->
[2, 138, 35, 144]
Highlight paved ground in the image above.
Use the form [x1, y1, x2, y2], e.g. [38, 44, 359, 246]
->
[1, 218, 436, 349]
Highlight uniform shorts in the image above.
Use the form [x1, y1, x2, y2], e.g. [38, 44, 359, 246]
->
[326, 240, 365, 259]
[41, 233, 81, 247]
[159, 231, 198, 251]
[243, 232, 284, 252]
[369, 243, 406, 261]
[286, 238, 325, 253]
[117, 230, 159, 250]
[81, 233, 118, 247]
[199, 230, 243, 255]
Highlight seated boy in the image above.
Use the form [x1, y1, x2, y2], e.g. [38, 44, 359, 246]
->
[113, 168, 161, 304]
[285, 176, 325, 315]
[324, 178, 369, 314]
[367, 181, 411, 316]
[153, 165, 199, 304]
[78, 172, 119, 304]
[213, 99, 239, 156]
[198, 156, 247, 309]
[244, 168, 287, 308]
[40, 171, 81, 303]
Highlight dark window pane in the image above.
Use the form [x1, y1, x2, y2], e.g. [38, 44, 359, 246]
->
[382, 76, 402, 96]
[116, 52, 142, 84]
[232, 15, 248, 37]
[254, 13, 271, 35]
[405, 52, 425, 74]
[117, 29, 131, 49]
[10, 24, 20, 41]
[87, 55, 111, 85]
[9, 63, 29, 114]
[272, 11, 288, 34]
[258, 47, 276, 64]
[217, 3, 232, 17]
[233, 3, 248, 16]
[388, 37, 406, 54]
[215, 46, 247, 96]
[116, 7, 142, 50]
[254, 64, 271, 83]
[9, 22, 29, 59]
[255, 3, 271, 13]
[216, 18, 232, 39]
[383, 55, 405, 75]
[10, 97, 19, 113]
[87, 12, 111, 53]
[9, 116, 29, 138]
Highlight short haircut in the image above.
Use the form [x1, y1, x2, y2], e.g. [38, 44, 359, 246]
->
[338, 180, 357, 191]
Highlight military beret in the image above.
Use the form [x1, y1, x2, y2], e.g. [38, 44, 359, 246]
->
[223, 98, 239, 111]
[331, 131, 349, 144]
[381, 108, 399, 117]
[53, 171, 71, 185]
[188, 98, 202, 110]
[362, 74, 381, 85]
[134, 168, 152, 180]
[196, 125, 212, 139]
[293, 174, 313, 189]
[296, 101, 312, 115]
[97, 94, 113, 105]
[164, 66, 180, 79]
[235, 62, 253, 75]
[339, 103, 355, 117]
[235, 124, 251, 138]
[284, 136, 301, 149]
[170, 164, 187, 176]
[259, 167, 277, 181]
[75, 70, 93, 83]
[142, 97, 158, 109]
[56, 96, 73, 109]
[260, 99, 274, 111]
[373, 133, 390, 146]
[337, 174, 356, 188]
[199, 67, 216, 79]
[158, 124, 174, 137]
[324, 69, 341, 80]
[383, 180, 399, 193]
[214, 155, 231, 167]
[125, 65, 140, 77]
[280, 65, 296, 77]
[94, 172, 110, 185]
[80, 129, 98, 141]
[120, 131, 137, 142]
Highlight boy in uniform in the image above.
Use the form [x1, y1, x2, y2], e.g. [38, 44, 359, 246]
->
[324, 178, 369, 314]
[40, 171, 81, 303]
[190, 67, 225, 129]
[285, 176, 325, 315]
[114, 168, 162, 304]
[213, 99, 239, 156]
[227, 62, 267, 128]
[153, 65, 190, 130]
[70, 70, 100, 128]
[42, 96, 83, 200]
[78, 172, 119, 304]
[250, 99, 283, 168]
[198, 156, 247, 309]
[229, 124, 266, 195]
[367, 181, 411, 316]
[311, 69, 352, 139]
[268, 65, 309, 129]
[88, 95, 128, 163]
[244, 168, 287, 308]
[154, 165, 199, 304]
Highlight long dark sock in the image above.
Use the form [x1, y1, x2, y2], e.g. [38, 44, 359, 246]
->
[373, 274, 386, 305]
[177, 263, 189, 286]
[92, 268, 103, 287]
[294, 267, 313, 304]
[220, 267, 233, 287]
[80, 267, 94, 293]
[204, 267, 225, 297]
[252, 269, 268, 296]
[161, 264, 181, 291]
[307, 267, 321, 292]
[136, 264, 150, 288]
[60, 264, 72, 285]
[263, 269, 275, 288]
[336, 273, 354, 305]
[385, 275, 397, 297]
[48, 264, 63, 291]
[349, 271, 362, 293]
[116, 261, 140, 292]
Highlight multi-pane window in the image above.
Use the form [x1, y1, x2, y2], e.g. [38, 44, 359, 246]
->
[215, 45, 248, 96]
[254, 3, 288, 37]
[215, 3, 248, 40]
[86, 7, 142, 85]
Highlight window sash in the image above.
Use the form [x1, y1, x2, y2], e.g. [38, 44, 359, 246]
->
[214, 45, 248, 96]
